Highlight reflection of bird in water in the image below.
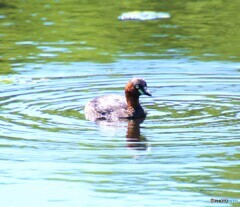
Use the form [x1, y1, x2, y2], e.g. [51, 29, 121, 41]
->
[95, 117, 150, 155]
[126, 118, 149, 152]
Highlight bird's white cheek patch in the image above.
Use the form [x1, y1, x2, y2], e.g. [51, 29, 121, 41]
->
[138, 89, 144, 95]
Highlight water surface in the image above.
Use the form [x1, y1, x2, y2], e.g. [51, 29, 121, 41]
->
[0, 0, 240, 207]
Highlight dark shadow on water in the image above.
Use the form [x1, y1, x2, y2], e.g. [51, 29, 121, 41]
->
[126, 118, 148, 151]
[96, 117, 149, 152]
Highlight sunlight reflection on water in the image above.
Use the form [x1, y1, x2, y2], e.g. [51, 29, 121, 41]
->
[0, 59, 240, 206]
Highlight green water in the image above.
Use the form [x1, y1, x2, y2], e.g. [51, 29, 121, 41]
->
[0, 0, 240, 207]
[1, 0, 240, 71]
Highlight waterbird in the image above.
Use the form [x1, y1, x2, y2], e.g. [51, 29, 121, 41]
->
[85, 78, 151, 121]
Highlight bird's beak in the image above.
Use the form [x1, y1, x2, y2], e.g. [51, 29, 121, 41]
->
[138, 87, 152, 96]
[143, 89, 152, 96]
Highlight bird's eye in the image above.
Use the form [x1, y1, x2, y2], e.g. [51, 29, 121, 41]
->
[135, 84, 139, 89]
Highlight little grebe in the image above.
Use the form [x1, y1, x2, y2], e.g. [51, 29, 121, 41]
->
[84, 78, 151, 121]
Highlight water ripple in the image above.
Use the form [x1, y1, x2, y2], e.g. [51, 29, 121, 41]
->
[0, 59, 240, 206]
